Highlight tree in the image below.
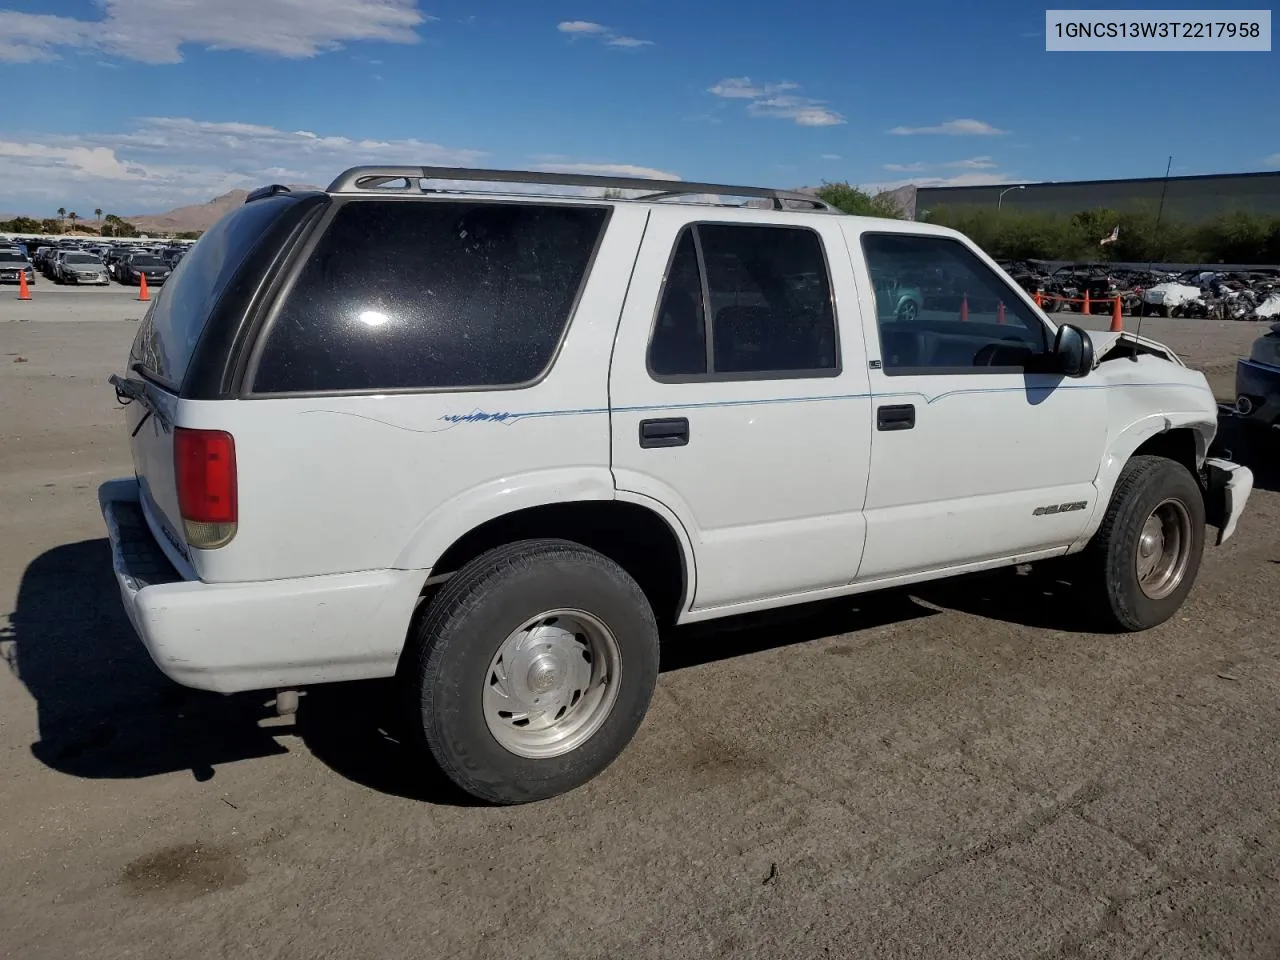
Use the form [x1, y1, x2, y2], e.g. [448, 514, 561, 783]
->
[40, 218, 61, 234]
[174, 230, 203, 240]
[0, 216, 42, 233]
[56, 207, 66, 233]
[68, 212, 79, 231]
[95, 208, 103, 228]
[813, 181, 904, 219]
[101, 214, 138, 238]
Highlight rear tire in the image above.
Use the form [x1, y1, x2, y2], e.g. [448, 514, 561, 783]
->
[1078, 455, 1206, 631]
[403, 538, 660, 805]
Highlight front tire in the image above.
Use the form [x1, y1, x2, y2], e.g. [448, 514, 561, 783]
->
[403, 539, 660, 805]
[1078, 455, 1206, 631]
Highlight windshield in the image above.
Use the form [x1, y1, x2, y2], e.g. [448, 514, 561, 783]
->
[130, 256, 164, 267]
[66, 254, 100, 264]
[0, 252, 26, 264]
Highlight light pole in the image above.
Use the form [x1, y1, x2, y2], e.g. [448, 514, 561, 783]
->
[997, 184, 1026, 212]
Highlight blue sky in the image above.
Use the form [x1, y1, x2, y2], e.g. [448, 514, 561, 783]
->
[0, 0, 1276, 215]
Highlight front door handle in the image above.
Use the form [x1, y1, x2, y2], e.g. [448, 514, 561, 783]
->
[877, 403, 915, 431]
[639, 417, 689, 448]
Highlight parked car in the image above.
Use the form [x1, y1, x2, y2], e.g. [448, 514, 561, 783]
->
[114, 252, 170, 286]
[101, 167, 1255, 805]
[1233, 321, 1280, 431]
[103, 246, 135, 276]
[0, 248, 34, 285]
[55, 251, 110, 285]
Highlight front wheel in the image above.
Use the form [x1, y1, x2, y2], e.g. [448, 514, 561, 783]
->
[1077, 455, 1206, 631]
[402, 539, 660, 804]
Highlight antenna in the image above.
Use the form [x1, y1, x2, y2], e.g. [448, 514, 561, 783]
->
[1131, 155, 1173, 360]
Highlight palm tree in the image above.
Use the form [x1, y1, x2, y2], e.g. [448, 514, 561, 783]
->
[95, 208, 103, 231]
[57, 207, 66, 233]
[68, 212, 79, 232]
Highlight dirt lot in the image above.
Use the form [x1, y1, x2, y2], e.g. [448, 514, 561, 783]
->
[1, 314, 1277, 960]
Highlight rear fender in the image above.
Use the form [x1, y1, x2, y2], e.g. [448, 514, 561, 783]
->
[392, 467, 617, 571]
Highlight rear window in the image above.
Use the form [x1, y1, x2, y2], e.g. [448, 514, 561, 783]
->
[250, 199, 608, 394]
[0, 252, 25, 263]
[129, 194, 300, 390]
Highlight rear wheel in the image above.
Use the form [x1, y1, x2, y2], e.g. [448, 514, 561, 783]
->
[403, 538, 660, 804]
[1077, 455, 1206, 631]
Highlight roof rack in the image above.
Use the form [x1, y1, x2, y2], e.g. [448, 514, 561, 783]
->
[324, 165, 835, 212]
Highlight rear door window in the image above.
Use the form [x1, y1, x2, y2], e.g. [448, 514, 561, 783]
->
[249, 199, 609, 395]
[129, 194, 303, 391]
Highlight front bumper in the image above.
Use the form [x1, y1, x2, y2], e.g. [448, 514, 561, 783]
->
[99, 478, 423, 694]
[1203, 457, 1254, 546]
[66, 273, 110, 285]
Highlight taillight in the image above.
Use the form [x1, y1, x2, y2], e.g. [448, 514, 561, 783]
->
[174, 427, 238, 549]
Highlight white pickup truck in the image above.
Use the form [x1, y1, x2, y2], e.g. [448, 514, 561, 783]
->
[101, 166, 1254, 804]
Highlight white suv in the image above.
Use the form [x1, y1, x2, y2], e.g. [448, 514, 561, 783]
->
[101, 166, 1254, 804]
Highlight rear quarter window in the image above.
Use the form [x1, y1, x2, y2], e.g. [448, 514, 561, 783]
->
[248, 199, 609, 395]
[129, 194, 304, 390]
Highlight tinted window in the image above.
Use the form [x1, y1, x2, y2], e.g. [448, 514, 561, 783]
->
[66, 253, 99, 264]
[129, 194, 300, 390]
[861, 233, 1049, 374]
[251, 200, 607, 394]
[129, 255, 164, 266]
[647, 223, 837, 379]
[0, 252, 25, 263]
[649, 230, 707, 377]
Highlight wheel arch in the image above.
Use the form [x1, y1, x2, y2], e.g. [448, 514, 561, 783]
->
[1070, 415, 1214, 551]
[415, 495, 695, 628]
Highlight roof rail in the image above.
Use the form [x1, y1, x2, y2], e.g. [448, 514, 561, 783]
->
[324, 165, 835, 212]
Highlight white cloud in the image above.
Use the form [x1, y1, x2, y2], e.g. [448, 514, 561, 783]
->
[708, 77, 798, 99]
[0, 116, 487, 212]
[884, 162, 926, 172]
[556, 20, 651, 48]
[821, 154, 841, 160]
[557, 20, 608, 34]
[532, 162, 681, 180]
[865, 172, 1022, 191]
[708, 77, 844, 126]
[888, 119, 1008, 136]
[943, 156, 998, 169]
[1265, 153, 1280, 166]
[0, 0, 427, 64]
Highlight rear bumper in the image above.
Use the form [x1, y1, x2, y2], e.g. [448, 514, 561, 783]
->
[99, 478, 423, 694]
[1234, 359, 1280, 425]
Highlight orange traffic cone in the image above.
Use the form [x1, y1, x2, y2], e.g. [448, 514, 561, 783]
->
[1110, 296, 1123, 332]
[959, 293, 969, 322]
[1034, 291, 1043, 307]
[997, 301, 1006, 324]
[17, 269, 31, 301]
[1082, 289, 1091, 315]
[137, 272, 150, 302]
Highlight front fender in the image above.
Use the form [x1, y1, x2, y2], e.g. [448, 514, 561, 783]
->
[1069, 411, 1215, 550]
[393, 467, 617, 570]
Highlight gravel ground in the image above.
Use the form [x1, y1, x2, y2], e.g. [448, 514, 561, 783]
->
[1, 318, 1277, 960]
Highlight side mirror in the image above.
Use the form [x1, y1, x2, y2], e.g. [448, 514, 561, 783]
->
[1054, 323, 1094, 378]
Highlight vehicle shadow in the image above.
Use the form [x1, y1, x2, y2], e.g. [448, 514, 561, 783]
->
[0, 537, 1148, 807]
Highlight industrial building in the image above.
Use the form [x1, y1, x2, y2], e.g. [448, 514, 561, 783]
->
[910, 170, 1280, 221]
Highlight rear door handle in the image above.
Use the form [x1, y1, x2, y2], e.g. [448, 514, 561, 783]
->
[639, 417, 689, 448]
[877, 403, 915, 431]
